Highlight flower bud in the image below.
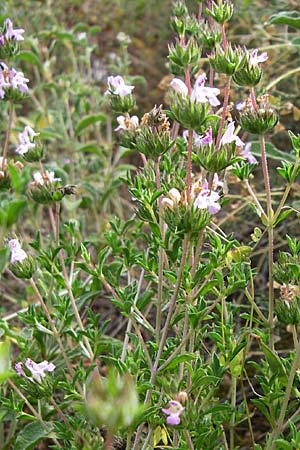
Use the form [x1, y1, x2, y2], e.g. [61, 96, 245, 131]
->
[206, 1, 234, 24]
[168, 39, 201, 75]
[239, 107, 278, 135]
[8, 238, 36, 279]
[209, 45, 245, 76]
[86, 370, 140, 432]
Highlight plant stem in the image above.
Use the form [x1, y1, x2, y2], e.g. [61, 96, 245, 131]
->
[132, 236, 189, 450]
[29, 278, 75, 378]
[186, 128, 193, 202]
[230, 376, 237, 449]
[216, 76, 231, 148]
[184, 429, 195, 450]
[259, 133, 275, 350]
[7, 379, 63, 448]
[265, 327, 300, 449]
[121, 261, 147, 362]
[155, 157, 164, 341]
[1, 102, 13, 170]
[245, 179, 268, 220]
[250, 87, 258, 110]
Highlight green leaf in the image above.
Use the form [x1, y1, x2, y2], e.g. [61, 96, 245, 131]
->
[251, 141, 295, 163]
[75, 143, 101, 154]
[17, 51, 42, 69]
[273, 208, 293, 226]
[14, 421, 53, 450]
[274, 439, 293, 450]
[259, 341, 287, 381]
[0, 247, 9, 274]
[0, 197, 27, 228]
[75, 113, 106, 136]
[267, 11, 300, 29]
[159, 353, 194, 372]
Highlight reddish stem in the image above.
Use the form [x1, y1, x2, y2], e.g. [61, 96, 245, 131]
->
[250, 87, 258, 110]
[216, 76, 231, 148]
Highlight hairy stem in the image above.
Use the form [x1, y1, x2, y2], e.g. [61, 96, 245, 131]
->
[1, 102, 14, 170]
[216, 76, 231, 148]
[7, 379, 63, 448]
[265, 327, 300, 449]
[259, 133, 274, 350]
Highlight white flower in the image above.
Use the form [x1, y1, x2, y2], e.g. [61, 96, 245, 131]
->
[4, 18, 24, 42]
[16, 126, 39, 155]
[115, 114, 139, 131]
[242, 142, 257, 164]
[9, 68, 29, 93]
[168, 188, 181, 204]
[250, 49, 268, 66]
[191, 73, 220, 106]
[24, 358, 55, 383]
[32, 170, 61, 186]
[194, 180, 221, 214]
[8, 239, 28, 264]
[220, 121, 244, 147]
[106, 75, 135, 97]
[170, 78, 188, 96]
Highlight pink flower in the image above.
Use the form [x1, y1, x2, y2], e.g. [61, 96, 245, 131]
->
[4, 18, 24, 42]
[8, 239, 28, 264]
[162, 400, 184, 426]
[15, 362, 25, 376]
[9, 68, 29, 93]
[182, 127, 213, 146]
[16, 126, 39, 155]
[106, 75, 135, 97]
[250, 49, 268, 66]
[220, 121, 244, 148]
[194, 180, 221, 214]
[25, 358, 55, 383]
[170, 78, 188, 96]
[242, 142, 257, 164]
[191, 73, 220, 107]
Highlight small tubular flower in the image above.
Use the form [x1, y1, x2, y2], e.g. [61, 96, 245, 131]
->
[15, 359, 56, 383]
[106, 75, 135, 97]
[8, 239, 28, 264]
[24, 358, 55, 383]
[242, 142, 257, 164]
[170, 77, 188, 96]
[162, 400, 184, 425]
[115, 114, 139, 131]
[191, 73, 220, 106]
[220, 121, 244, 147]
[31, 170, 61, 186]
[4, 18, 24, 42]
[16, 125, 39, 155]
[194, 180, 221, 214]
[249, 49, 268, 66]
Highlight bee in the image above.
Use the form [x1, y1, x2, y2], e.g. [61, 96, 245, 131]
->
[53, 184, 77, 198]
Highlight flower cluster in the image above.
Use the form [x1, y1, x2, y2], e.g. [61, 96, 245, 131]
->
[162, 176, 222, 215]
[0, 62, 29, 98]
[15, 358, 55, 383]
[16, 126, 39, 155]
[0, 18, 24, 44]
[170, 72, 220, 107]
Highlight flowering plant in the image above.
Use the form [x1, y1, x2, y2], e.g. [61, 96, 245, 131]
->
[1, 2, 300, 450]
